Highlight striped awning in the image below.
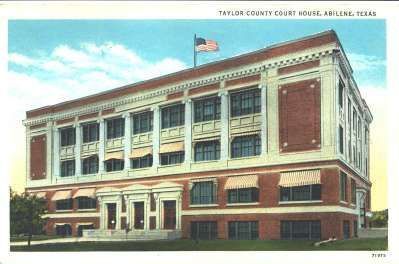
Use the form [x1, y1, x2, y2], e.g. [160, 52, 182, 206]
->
[224, 175, 259, 190]
[279, 169, 321, 187]
[51, 190, 72, 201]
[30, 191, 46, 198]
[194, 136, 220, 143]
[104, 151, 124, 161]
[130, 146, 153, 158]
[73, 188, 96, 198]
[159, 141, 184, 154]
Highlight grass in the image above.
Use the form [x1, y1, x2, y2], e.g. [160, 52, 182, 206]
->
[10, 235, 62, 242]
[10, 237, 387, 251]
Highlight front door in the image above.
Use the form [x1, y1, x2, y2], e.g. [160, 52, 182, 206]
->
[107, 203, 117, 229]
[163, 200, 176, 230]
[134, 202, 145, 229]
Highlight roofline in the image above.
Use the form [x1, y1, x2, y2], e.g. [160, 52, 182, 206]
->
[26, 29, 338, 119]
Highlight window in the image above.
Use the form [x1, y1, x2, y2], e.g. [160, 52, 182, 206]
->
[56, 199, 73, 211]
[194, 97, 221, 122]
[194, 141, 220, 161]
[338, 78, 344, 108]
[60, 127, 75, 146]
[340, 171, 347, 202]
[161, 104, 185, 129]
[131, 155, 153, 169]
[280, 184, 321, 202]
[348, 100, 352, 162]
[354, 221, 358, 237]
[106, 118, 125, 139]
[133, 111, 153, 134]
[231, 135, 261, 158]
[191, 221, 217, 240]
[339, 125, 344, 154]
[82, 155, 99, 175]
[190, 181, 216, 205]
[82, 122, 99, 143]
[105, 159, 124, 172]
[230, 89, 261, 117]
[281, 221, 321, 240]
[60, 160, 75, 177]
[160, 152, 184, 165]
[228, 221, 258, 240]
[351, 179, 356, 204]
[77, 197, 97, 210]
[228, 188, 259, 203]
[343, 221, 350, 239]
[55, 224, 72, 236]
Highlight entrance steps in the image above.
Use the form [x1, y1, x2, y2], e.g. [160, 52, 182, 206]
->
[82, 229, 182, 241]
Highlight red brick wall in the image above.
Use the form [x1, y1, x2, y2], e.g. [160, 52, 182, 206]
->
[78, 112, 99, 121]
[278, 60, 320, 75]
[167, 91, 184, 100]
[225, 74, 261, 87]
[30, 123, 47, 130]
[30, 134, 47, 180]
[56, 117, 75, 125]
[279, 78, 321, 153]
[188, 83, 219, 96]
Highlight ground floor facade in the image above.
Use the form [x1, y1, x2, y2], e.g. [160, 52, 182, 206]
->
[29, 160, 371, 240]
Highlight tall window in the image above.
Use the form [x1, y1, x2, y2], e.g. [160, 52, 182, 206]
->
[60, 127, 75, 146]
[105, 159, 124, 172]
[228, 221, 258, 240]
[133, 111, 153, 134]
[131, 155, 153, 169]
[82, 155, 99, 175]
[348, 100, 352, 162]
[230, 89, 261, 117]
[281, 221, 321, 240]
[339, 125, 344, 154]
[340, 171, 347, 202]
[280, 185, 321, 202]
[338, 78, 344, 108]
[160, 152, 184, 165]
[190, 181, 216, 205]
[82, 122, 99, 143]
[191, 221, 217, 240]
[106, 118, 125, 139]
[351, 179, 357, 204]
[194, 97, 221, 122]
[60, 160, 75, 177]
[228, 188, 259, 203]
[161, 104, 185, 129]
[56, 199, 73, 211]
[231, 135, 261, 158]
[194, 141, 220, 161]
[77, 197, 97, 210]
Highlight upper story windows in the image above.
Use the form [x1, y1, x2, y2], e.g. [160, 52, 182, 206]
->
[60, 127, 75, 146]
[105, 159, 124, 172]
[230, 88, 261, 117]
[340, 171, 347, 202]
[194, 97, 221, 123]
[190, 180, 217, 205]
[60, 159, 75, 177]
[131, 155, 153, 169]
[161, 104, 185, 129]
[231, 135, 261, 158]
[107, 118, 125, 139]
[280, 184, 321, 202]
[228, 188, 259, 203]
[82, 122, 99, 143]
[338, 78, 344, 109]
[133, 111, 153, 134]
[194, 140, 220, 162]
[82, 155, 99, 175]
[160, 151, 184, 166]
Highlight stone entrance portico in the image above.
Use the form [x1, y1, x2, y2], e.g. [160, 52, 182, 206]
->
[96, 182, 183, 233]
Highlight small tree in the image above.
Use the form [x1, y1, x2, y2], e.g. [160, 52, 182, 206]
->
[10, 188, 48, 246]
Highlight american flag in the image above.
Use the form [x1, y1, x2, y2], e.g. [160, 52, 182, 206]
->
[195, 37, 219, 52]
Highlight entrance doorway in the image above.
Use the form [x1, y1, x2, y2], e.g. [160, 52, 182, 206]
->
[163, 200, 176, 230]
[107, 203, 117, 229]
[134, 202, 145, 229]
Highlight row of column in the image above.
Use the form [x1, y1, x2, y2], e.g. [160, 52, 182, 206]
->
[52, 85, 268, 179]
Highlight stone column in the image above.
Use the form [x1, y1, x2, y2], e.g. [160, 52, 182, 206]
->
[184, 99, 192, 164]
[219, 91, 229, 161]
[53, 127, 60, 178]
[259, 84, 267, 156]
[123, 113, 132, 171]
[98, 119, 105, 174]
[152, 106, 160, 168]
[75, 123, 82, 176]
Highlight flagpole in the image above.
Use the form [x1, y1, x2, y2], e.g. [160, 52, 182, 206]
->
[194, 34, 197, 68]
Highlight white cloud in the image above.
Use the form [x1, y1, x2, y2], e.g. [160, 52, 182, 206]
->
[8, 53, 35, 67]
[347, 53, 386, 72]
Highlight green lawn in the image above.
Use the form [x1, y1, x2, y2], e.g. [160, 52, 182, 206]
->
[10, 237, 387, 251]
[10, 235, 62, 242]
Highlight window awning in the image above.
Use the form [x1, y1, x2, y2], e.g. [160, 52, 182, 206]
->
[51, 190, 72, 201]
[130, 147, 153, 158]
[224, 175, 259, 190]
[159, 141, 184, 154]
[104, 151, 124, 161]
[73, 188, 96, 198]
[194, 136, 220, 143]
[30, 191, 46, 198]
[279, 169, 321, 187]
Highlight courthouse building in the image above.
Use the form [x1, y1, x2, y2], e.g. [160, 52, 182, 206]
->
[24, 30, 372, 240]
